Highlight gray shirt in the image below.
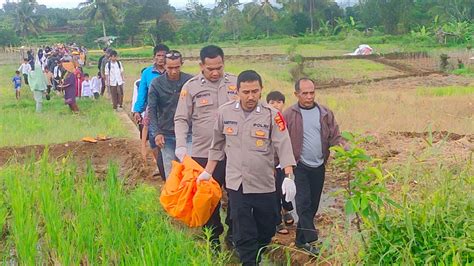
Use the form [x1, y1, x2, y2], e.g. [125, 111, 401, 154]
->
[300, 105, 324, 167]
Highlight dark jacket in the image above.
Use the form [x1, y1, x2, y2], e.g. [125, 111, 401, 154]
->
[148, 72, 193, 137]
[283, 103, 344, 164]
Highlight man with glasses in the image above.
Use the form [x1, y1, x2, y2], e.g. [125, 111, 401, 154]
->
[174, 45, 238, 250]
[133, 44, 169, 179]
[147, 51, 193, 179]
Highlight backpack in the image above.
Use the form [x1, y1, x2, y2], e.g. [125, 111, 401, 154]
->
[107, 60, 122, 71]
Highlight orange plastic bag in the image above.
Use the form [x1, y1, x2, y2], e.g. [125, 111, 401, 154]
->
[160, 156, 222, 227]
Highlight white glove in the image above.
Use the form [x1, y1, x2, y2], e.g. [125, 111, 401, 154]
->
[197, 171, 212, 184]
[175, 147, 187, 162]
[282, 177, 296, 202]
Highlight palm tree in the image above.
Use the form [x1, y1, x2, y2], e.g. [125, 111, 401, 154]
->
[216, 0, 240, 14]
[248, 0, 278, 38]
[14, 0, 47, 37]
[79, 0, 122, 38]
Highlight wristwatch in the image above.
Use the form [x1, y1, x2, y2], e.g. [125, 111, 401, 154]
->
[285, 173, 295, 180]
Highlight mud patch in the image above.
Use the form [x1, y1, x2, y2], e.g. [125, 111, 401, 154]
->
[0, 138, 156, 185]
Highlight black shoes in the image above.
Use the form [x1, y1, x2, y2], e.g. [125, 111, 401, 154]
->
[296, 242, 320, 256]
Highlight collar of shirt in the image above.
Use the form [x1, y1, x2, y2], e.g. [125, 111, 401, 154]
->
[233, 101, 264, 115]
[152, 65, 166, 75]
[198, 72, 231, 87]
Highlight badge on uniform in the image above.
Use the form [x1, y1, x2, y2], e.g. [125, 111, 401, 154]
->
[180, 89, 188, 99]
[228, 85, 237, 91]
[226, 127, 234, 134]
[200, 99, 209, 105]
[274, 112, 286, 131]
[256, 139, 265, 147]
[255, 130, 266, 137]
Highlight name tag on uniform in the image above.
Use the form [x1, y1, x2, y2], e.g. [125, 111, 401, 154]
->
[255, 130, 266, 137]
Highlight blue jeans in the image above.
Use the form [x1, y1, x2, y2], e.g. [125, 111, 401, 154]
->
[162, 134, 192, 180]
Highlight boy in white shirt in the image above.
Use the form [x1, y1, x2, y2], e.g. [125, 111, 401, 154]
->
[104, 50, 124, 111]
[18, 58, 32, 85]
[90, 72, 102, 99]
[81, 73, 93, 98]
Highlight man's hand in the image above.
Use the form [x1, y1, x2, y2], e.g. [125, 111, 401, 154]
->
[155, 134, 165, 149]
[133, 112, 142, 124]
[175, 147, 187, 162]
[197, 170, 212, 184]
[282, 175, 296, 202]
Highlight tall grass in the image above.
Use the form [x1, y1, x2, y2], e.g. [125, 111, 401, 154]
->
[416, 85, 474, 96]
[0, 153, 228, 264]
[325, 143, 474, 264]
[364, 158, 473, 264]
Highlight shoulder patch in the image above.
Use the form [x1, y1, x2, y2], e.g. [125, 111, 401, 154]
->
[274, 112, 286, 131]
[180, 89, 188, 99]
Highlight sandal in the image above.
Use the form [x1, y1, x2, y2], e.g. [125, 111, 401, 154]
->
[283, 212, 294, 226]
[276, 224, 289, 235]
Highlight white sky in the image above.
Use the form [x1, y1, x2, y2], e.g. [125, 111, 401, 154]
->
[0, 0, 214, 9]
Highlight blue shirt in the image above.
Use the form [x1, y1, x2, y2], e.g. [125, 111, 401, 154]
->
[12, 76, 21, 89]
[133, 65, 165, 113]
[300, 105, 324, 167]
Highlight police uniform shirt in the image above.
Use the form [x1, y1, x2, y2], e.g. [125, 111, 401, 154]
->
[208, 100, 296, 194]
[174, 72, 238, 158]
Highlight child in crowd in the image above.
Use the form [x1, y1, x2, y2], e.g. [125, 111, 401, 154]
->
[81, 73, 93, 98]
[18, 58, 32, 85]
[266, 90, 295, 235]
[12, 70, 22, 100]
[90, 72, 102, 99]
[104, 50, 124, 111]
[44, 68, 53, 100]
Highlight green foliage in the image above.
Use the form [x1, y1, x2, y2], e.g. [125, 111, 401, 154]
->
[364, 161, 473, 264]
[0, 26, 20, 46]
[416, 85, 474, 97]
[331, 133, 395, 225]
[0, 155, 230, 264]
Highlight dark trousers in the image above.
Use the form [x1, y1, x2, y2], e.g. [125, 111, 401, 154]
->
[23, 74, 29, 85]
[275, 168, 293, 225]
[229, 186, 277, 265]
[100, 79, 106, 95]
[193, 157, 231, 244]
[295, 163, 325, 245]
[110, 84, 123, 109]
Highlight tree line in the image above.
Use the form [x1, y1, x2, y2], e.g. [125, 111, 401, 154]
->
[0, 0, 472, 47]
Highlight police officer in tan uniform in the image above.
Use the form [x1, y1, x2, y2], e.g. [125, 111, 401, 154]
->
[199, 70, 297, 266]
[174, 45, 238, 248]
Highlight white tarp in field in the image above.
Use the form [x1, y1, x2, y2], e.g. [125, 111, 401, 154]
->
[345, 44, 373, 56]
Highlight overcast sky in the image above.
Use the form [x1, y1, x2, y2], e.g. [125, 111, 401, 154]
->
[0, 0, 214, 9]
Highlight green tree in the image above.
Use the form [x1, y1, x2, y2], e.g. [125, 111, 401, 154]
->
[137, 0, 171, 43]
[79, 0, 123, 38]
[121, 6, 142, 45]
[247, 0, 278, 38]
[223, 6, 242, 40]
[215, 0, 240, 14]
[14, 0, 47, 38]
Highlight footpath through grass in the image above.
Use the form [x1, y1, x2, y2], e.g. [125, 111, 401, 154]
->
[0, 65, 130, 147]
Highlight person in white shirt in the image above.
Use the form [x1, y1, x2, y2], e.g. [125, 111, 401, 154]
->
[90, 72, 102, 99]
[18, 58, 32, 85]
[81, 73, 93, 98]
[104, 50, 124, 111]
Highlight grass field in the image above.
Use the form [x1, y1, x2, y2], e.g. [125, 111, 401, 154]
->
[0, 65, 130, 147]
[0, 155, 228, 264]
